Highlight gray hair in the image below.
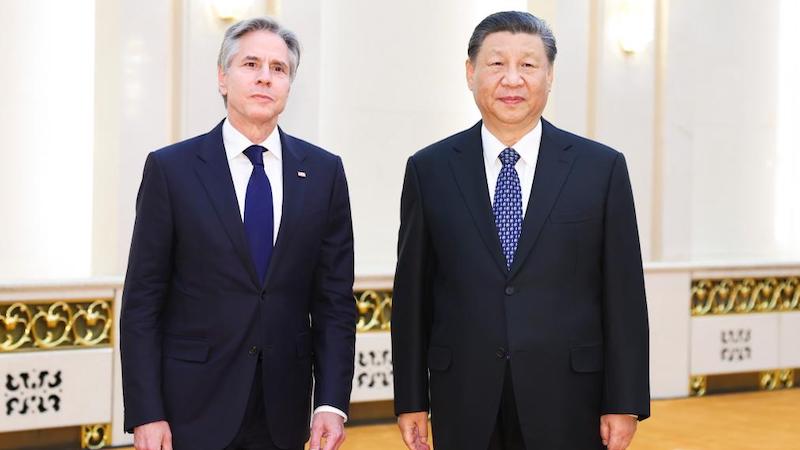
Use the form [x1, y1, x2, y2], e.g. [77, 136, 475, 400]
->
[218, 17, 301, 79]
[468, 11, 557, 64]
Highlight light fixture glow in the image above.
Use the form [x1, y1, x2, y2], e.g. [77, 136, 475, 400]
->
[211, 0, 253, 21]
[608, 0, 655, 55]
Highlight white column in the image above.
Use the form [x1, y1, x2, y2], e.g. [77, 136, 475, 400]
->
[0, 0, 96, 280]
[95, 0, 181, 277]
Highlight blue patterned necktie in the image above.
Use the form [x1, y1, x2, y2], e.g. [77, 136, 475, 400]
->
[493, 148, 523, 270]
[243, 145, 274, 284]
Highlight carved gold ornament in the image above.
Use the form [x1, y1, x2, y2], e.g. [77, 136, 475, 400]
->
[0, 299, 112, 352]
[355, 290, 392, 332]
[691, 277, 800, 316]
[81, 423, 111, 449]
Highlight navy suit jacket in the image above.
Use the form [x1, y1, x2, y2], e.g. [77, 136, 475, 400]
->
[120, 120, 356, 450]
[392, 120, 650, 450]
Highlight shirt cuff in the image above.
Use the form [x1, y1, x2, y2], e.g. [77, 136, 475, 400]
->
[313, 405, 348, 423]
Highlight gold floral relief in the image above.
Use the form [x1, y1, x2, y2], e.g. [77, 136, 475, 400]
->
[691, 277, 800, 316]
[0, 299, 112, 352]
[81, 423, 111, 449]
[689, 375, 707, 397]
[355, 290, 392, 332]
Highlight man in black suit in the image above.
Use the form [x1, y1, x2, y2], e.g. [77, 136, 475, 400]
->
[392, 11, 650, 450]
[120, 17, 355, 450]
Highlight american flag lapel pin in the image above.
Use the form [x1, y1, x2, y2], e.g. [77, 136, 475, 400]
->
[297, 170, 307, 178]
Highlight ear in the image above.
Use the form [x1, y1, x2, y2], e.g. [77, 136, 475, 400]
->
[217, 65, 227, 96]
[465, 58, 475, 92]
[546, 63, 554, 92]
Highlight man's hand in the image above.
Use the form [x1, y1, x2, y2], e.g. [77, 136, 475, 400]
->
[133, 420, 172, 450]
[309, 411, 346, 450]
[397, 411, 430, 450]
[600, 414, 637, 450]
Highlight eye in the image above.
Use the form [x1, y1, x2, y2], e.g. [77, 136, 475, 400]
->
[272, 65, 284, 72]
[244, 61, 257, 68]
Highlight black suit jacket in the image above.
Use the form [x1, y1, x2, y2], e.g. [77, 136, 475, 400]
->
[392, 120, 650, 450]
[120, 120, 356, 450]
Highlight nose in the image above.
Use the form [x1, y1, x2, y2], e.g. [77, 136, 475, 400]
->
[501, 67, 523, 87]
[256, 67, 272, 85]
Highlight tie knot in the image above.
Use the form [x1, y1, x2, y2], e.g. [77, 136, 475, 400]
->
[500, 148, 520, 167]
[243, 145, 267, 167]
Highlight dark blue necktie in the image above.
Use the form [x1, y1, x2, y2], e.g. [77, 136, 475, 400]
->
[243, 145, 274, 284]
[493, 148, 523, 270]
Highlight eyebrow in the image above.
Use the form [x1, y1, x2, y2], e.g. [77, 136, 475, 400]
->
[486, 49, 539, 58]
[241, 55, 288, 68]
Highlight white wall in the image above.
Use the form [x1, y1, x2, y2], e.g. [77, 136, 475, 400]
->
[3, 1, 800, 282]
[0, 0, 95, 280]
[661, 0, 790, 261]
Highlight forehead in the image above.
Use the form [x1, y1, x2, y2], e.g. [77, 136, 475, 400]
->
[478, 31, 546, 57]
[234, 30, 289, 61]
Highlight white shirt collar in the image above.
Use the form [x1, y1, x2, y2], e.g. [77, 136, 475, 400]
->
[222, 118, 283, 162]
[481, 119, 542, 167]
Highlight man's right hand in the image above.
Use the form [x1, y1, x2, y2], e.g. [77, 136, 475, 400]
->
[397, 411, 430, 450]
[133, 420, 172, 450]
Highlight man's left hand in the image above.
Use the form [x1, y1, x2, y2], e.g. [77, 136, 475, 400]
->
[600, 414, 637, 450]
[309, 411, 346, 450]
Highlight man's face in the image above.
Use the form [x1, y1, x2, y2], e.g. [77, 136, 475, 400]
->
[218, 30, 292, 128]
[466, 31, 553, 133]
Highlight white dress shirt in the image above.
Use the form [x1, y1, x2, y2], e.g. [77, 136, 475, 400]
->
[222, 118, 347, 422]
[223, 118, 283, 244]
[482, 120, 542, 214]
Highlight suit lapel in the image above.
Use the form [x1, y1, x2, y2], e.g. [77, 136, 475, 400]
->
[193, 120, 261, 288]
[448, 122, 508, 274]
[509, 119, 576, 278]
[262, 128, 308, 289]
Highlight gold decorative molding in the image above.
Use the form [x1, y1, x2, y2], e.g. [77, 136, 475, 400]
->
[691, 369, 798, 397]
[81, 423, 111, 449]
[0, 299, 112, 352]
[691, 277, 800, 316]
[355, 290, 392, 332]
[689, 375, 707, 397]
[760, 369, 795, 391]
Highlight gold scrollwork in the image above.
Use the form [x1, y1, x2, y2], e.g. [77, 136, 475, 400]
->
[355, 290, 392, 332]
[691, 277, 800, 315]
[81, 423, 111, 449]
[0, 302, 34, 350]
[689, 375, 707, 397]
[0, 299, 113, 352]
[776, 277, 800, 311]
[761, 369, 796, 390]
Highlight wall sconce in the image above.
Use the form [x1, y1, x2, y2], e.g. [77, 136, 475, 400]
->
[211, 0, 253, 21]
[608, 0, 654, 55]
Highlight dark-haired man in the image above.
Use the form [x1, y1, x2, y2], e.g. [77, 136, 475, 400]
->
[392, 11, 650, 450]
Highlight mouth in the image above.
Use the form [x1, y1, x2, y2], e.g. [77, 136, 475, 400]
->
[499, 96, 525, 105]
[251, 93, 275, 102]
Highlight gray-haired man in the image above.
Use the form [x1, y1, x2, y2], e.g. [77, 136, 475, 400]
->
[121, 17, 356, 450]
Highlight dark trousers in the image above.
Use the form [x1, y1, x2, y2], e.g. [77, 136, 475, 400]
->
[487, 365, 526, 450]
[224, 360, 303, 450]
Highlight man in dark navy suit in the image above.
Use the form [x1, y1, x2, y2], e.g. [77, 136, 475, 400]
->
[392, 11, 650, 450]
[120, 17, 355, 450]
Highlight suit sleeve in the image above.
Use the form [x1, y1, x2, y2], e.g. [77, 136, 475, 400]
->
[391, 157, 434, 415]
[311, 156, 357, 414]
[601, 153, 651, 420]
[119, 152, 173, 432]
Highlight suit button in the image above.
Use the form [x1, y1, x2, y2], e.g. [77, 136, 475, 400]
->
[496, 347, 507, 359]
[260, 292, 267, 301]
[505, 286, 515, 295]
[249, 346, 259, 356]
